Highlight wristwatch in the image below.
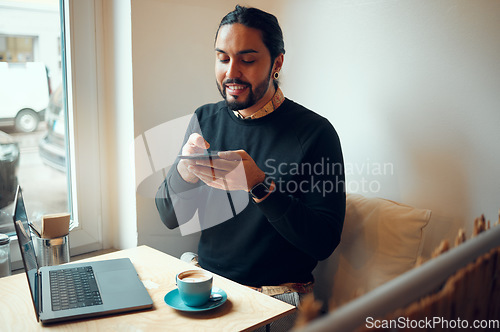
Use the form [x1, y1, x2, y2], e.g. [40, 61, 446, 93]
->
[249, 178, 272, 200]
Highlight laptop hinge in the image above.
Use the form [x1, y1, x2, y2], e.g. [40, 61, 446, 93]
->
[37, 270, 43, 316]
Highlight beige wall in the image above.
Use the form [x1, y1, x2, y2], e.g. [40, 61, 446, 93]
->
[131, 0, 500, 257]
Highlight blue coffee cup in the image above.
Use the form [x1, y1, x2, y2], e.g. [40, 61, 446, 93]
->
[176, 269, 213, 306]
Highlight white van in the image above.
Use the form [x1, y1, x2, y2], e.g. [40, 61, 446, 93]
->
[0, 62, 50, 132]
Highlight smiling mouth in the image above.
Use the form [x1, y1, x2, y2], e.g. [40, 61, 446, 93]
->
[225, 84, 248, 95]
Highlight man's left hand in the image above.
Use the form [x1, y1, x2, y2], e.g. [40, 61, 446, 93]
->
[187, 150, 265, 192]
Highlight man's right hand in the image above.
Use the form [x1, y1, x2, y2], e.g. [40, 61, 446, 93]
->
[177, 133, 210, 183]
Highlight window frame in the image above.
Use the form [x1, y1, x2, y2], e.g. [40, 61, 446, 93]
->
[61, 0, 104, 255]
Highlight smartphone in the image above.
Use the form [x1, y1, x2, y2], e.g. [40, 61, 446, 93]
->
[178, 152, 221, 160]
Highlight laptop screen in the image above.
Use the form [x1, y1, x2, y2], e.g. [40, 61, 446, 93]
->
[12, 186, 40, 319]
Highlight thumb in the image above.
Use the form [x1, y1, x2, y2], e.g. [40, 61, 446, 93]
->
[191, 133, 210, 149]
[219, 150, 246, 161]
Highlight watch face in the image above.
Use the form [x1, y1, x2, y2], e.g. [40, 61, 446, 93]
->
[250, 183, 269, 199]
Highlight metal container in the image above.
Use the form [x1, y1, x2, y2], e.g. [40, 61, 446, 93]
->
[32, 233, 70, 267]
[0, 233, 11, 277]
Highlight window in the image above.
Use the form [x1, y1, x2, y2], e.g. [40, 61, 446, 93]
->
[0, 2, 67, 235]
[2, 0, 106, 270]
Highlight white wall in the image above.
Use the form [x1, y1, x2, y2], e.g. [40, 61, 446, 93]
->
[131, 0, 500, 258]
[277, 0, 500, 256]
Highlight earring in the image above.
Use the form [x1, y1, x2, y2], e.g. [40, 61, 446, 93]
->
[273, 71, 280, 79]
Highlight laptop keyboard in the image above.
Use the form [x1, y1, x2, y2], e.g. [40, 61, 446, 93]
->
[49, 266, 103, 311]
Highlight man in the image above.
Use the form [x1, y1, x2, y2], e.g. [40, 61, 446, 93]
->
[156, 4, 345, 316]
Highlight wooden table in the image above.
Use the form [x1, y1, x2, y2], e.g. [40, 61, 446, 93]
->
[0, 245, 295, 331]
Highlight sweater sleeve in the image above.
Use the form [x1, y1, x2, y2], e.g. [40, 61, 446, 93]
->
[155, 166, 204, 229]
[155, 113, 205, 229]
[255, 121, 346, 261]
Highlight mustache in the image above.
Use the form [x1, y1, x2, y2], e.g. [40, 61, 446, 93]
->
[223, 78, 250, 87]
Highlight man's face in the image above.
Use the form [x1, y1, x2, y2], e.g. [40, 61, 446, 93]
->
[215, 23, 277, 113]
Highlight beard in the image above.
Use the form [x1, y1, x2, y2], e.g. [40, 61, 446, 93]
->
[217, 72, 272, 112]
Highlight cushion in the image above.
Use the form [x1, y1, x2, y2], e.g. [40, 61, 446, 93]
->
[313, 194, 432, 308]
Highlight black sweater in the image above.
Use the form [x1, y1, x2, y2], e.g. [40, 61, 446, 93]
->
[156, 98, 345, 287]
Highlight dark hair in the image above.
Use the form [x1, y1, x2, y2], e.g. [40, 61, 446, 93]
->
[215, 5, 285, 62]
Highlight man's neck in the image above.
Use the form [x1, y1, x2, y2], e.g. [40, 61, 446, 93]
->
[237, 86, 276, 118]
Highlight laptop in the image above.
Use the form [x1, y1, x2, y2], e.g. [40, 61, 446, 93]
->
[12, 186, 153, 324]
